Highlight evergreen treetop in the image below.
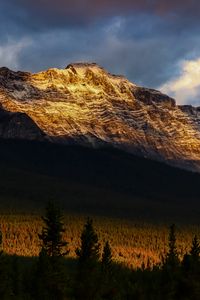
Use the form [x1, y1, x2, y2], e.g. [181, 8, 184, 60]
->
[39, 201, 69, 257]
[190, 235, 200, 261]
[102, 241, 112, 273]
[165, 224, 179, 268]
[76, 218, 100, 264]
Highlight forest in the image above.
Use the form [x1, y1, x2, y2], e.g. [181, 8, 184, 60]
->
[0, 141, 200, 299]
[0, 202, 200, 300]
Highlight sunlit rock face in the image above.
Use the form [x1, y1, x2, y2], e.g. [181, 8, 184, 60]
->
[0, 62, 200, 171]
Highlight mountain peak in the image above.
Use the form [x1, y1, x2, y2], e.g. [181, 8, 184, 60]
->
[65, 62, 128, 80]
[65, 62, 106, 76]
[66, 62, 102, 69]
[0, 62, 200, 172]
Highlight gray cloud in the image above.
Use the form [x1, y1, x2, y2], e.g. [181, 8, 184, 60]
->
[13, 15, 200, 87]
[0, 0, 200, 104]
[1, 0, 200, 34]
[5, 1, 200, 22]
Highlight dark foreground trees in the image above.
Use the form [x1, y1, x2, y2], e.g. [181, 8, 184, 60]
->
[76, 218, 100, 264]
[75, 218, 101, 300]
[165, 224, 179, 269]
[35, 202, 69, 300]
[75, 219, 116, 300]
[38, 201, 69, 258]
[0, 209, 200, 299]
[102, 241, 113, 273]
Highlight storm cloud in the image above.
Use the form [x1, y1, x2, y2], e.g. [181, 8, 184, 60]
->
[0, 0, 200, 104]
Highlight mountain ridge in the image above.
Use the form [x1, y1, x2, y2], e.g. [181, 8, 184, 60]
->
[0, 62, 200, 172]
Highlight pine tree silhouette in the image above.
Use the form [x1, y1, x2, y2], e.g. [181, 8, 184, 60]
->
[161, 225, 180, 299]
[165, 224, 179, 269]
[36, 202, 69, 300]
[75, 218, 101, 300]
[182, 235, 200, 273]
[76, 218, 100, 264]
[102, 241, 112, 273]
[190, 235, 200, 261]
[39, 201, 69, 257]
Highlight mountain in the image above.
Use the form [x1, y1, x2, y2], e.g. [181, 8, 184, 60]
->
[0, 63, 200, 171]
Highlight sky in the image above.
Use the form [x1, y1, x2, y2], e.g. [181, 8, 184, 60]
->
[1, 0, 200, 105]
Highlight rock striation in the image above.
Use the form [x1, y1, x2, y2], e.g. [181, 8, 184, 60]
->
[0, 63, 200, 171]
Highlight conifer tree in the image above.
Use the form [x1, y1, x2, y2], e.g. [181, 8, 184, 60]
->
[161, 225, 180, 299]
[39, 201, 69, 258]
[76, 218, 100, 264]
[190, 235, 200, 262]
[165, 224, 179, 268]
[181, 235, 200, 299]
[36, 202, 69, 300]
[182, 235, 200, 273]
[75, 218, 101, 300]
[102, 241, 112, 273]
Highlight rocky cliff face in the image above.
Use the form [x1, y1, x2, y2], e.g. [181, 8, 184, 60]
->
[0, 62, 200, 171]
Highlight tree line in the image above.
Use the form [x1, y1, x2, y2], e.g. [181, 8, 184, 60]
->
[0, 202, 199, 299]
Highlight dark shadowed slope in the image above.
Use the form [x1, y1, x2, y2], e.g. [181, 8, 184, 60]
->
[0, 139, 200, 222]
